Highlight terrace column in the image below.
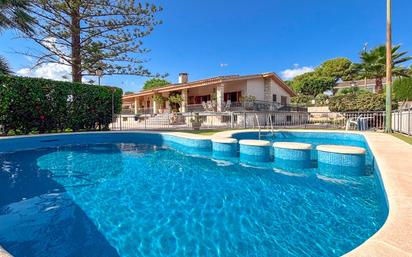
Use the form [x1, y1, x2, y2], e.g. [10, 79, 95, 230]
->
[165, 94, 171, 113]
[181, 89, 188, 113]
[264, 78, 271, 102]
[134, 97, 138, 114]
[153, 98, 158, 114]
[216, 83, 225, 112]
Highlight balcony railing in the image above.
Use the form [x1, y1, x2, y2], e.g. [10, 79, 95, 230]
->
[186, 100, 306, 113]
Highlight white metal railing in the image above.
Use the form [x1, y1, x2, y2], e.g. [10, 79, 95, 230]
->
[392, 108, 412, 136]
[109, 111, 387, 131]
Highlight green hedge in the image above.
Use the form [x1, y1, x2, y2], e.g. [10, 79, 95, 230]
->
[393, 77, 412, 102]
[328, 92, 397, 112]
[0, 75, 122, 134]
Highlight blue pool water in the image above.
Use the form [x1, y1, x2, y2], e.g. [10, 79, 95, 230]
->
[0, 132, 387, 257]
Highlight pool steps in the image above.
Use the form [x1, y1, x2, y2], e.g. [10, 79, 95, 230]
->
[239, 140, 272, 162]
[273, 142, 312, 169]
[214, 138, 366, 174]
[316, 145, 366, 176]
[212, 138, 238, 158]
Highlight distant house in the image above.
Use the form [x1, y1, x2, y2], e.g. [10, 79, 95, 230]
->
[122, 72, 296, 114]
[334, 78, 387, 94]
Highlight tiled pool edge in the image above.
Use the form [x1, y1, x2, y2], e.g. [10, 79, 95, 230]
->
[344, 132, 412, 257]
[0, 130, 411, 257]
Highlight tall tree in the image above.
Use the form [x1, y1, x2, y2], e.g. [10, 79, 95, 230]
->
[0, 0, 34, 74]
[316, 58, 354, 81]
[143, 78, 170, 90]
[20, 0, 162, 82]
[359, 44, 411, 93]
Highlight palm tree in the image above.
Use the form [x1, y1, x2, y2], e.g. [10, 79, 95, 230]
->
[0, 0, 33, 74]
[359, 45, 411, 93]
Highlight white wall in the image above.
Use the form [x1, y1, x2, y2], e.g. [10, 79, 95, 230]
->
[271, 80, 291, 104]
[245, 78, 291, 104]
[246, 78, 265, 100]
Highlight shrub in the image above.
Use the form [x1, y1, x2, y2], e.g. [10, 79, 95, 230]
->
[168, 94, 183, 104]
[0, 75, 122, 135]
[328, 91, 396, 112]
[335, 86, 369, 96]
[291, 94, 313, 105]
[152, 94, 166, 104]
[314, 94, 329, 105]
[292, 75, 335, 96]
[239, 95, 256, 102]
[393, 77, 412, 102]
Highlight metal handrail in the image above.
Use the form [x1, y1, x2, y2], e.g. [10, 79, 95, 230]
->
[255, 113, 261, 140]
[268, 114, 274, 136]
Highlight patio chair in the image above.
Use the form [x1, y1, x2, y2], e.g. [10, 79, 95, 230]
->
[346, 115, 362, 130]
[201, 101, 208, 111]
[345, 115, 372, 131]
[207, 101, 213, 111]
[224, 100, 231, 112]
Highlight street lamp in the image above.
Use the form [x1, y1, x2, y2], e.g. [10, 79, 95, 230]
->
[95, 67, 103, 85]
[385, 0, 392, 133]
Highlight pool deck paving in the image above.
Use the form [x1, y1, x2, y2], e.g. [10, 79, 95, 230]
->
[0, 129, 411, 257]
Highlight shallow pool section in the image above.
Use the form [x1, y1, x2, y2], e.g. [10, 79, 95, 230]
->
[0, 132, 387, 257]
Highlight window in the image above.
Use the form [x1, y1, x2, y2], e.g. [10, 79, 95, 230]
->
[286, 115, 292, 122]
[281, 96, 287, 105]
[272, 94, 277, 102]
[224, 91, 241, 102]
[122, 117, 128, 122]
[194, 95, 211, 104]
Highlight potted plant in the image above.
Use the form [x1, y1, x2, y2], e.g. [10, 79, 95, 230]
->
[168, 94, 184, 112]
[240, 95, 256, 110]
[134, 112, 142, 121]
[190, 113, 203, 130]
[153, 94, 166, 113]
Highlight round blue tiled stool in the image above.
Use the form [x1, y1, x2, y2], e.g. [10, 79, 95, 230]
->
[316, 145, 366, 176]
[212, 137, 238, 158]
[239, 140, 271, 162]
[273, 142, 312, 169]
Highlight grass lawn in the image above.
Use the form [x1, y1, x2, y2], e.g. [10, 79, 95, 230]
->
[391, 133, 412, 145]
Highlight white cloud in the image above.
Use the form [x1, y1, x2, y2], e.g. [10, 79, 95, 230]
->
[15, 36, 75, 81]
[281, 65, 314, 80]
[17, 62, 72, 81]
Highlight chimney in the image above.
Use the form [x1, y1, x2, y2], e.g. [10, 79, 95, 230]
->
[178, 73, 188, 84]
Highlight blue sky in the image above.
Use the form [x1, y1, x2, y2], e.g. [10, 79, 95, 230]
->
[1, 0, 411, 92]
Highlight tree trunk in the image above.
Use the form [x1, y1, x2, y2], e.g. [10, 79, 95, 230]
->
[375, 77, 383, 93]
[70, 2, 82, 82]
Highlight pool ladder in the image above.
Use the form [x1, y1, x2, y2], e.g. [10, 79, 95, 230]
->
[254, 113, 262, 140]
[255, 114, 275, 140]
[268, 114, 275, 137]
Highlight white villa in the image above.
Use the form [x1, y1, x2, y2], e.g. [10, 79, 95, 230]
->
[122, 72, 296, 114]
[113, 72, 307, 130]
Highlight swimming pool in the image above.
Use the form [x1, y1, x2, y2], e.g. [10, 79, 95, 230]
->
[0, 132, 387, 257]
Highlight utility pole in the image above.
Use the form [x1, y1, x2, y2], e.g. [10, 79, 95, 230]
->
[385, 0, 392, 133]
